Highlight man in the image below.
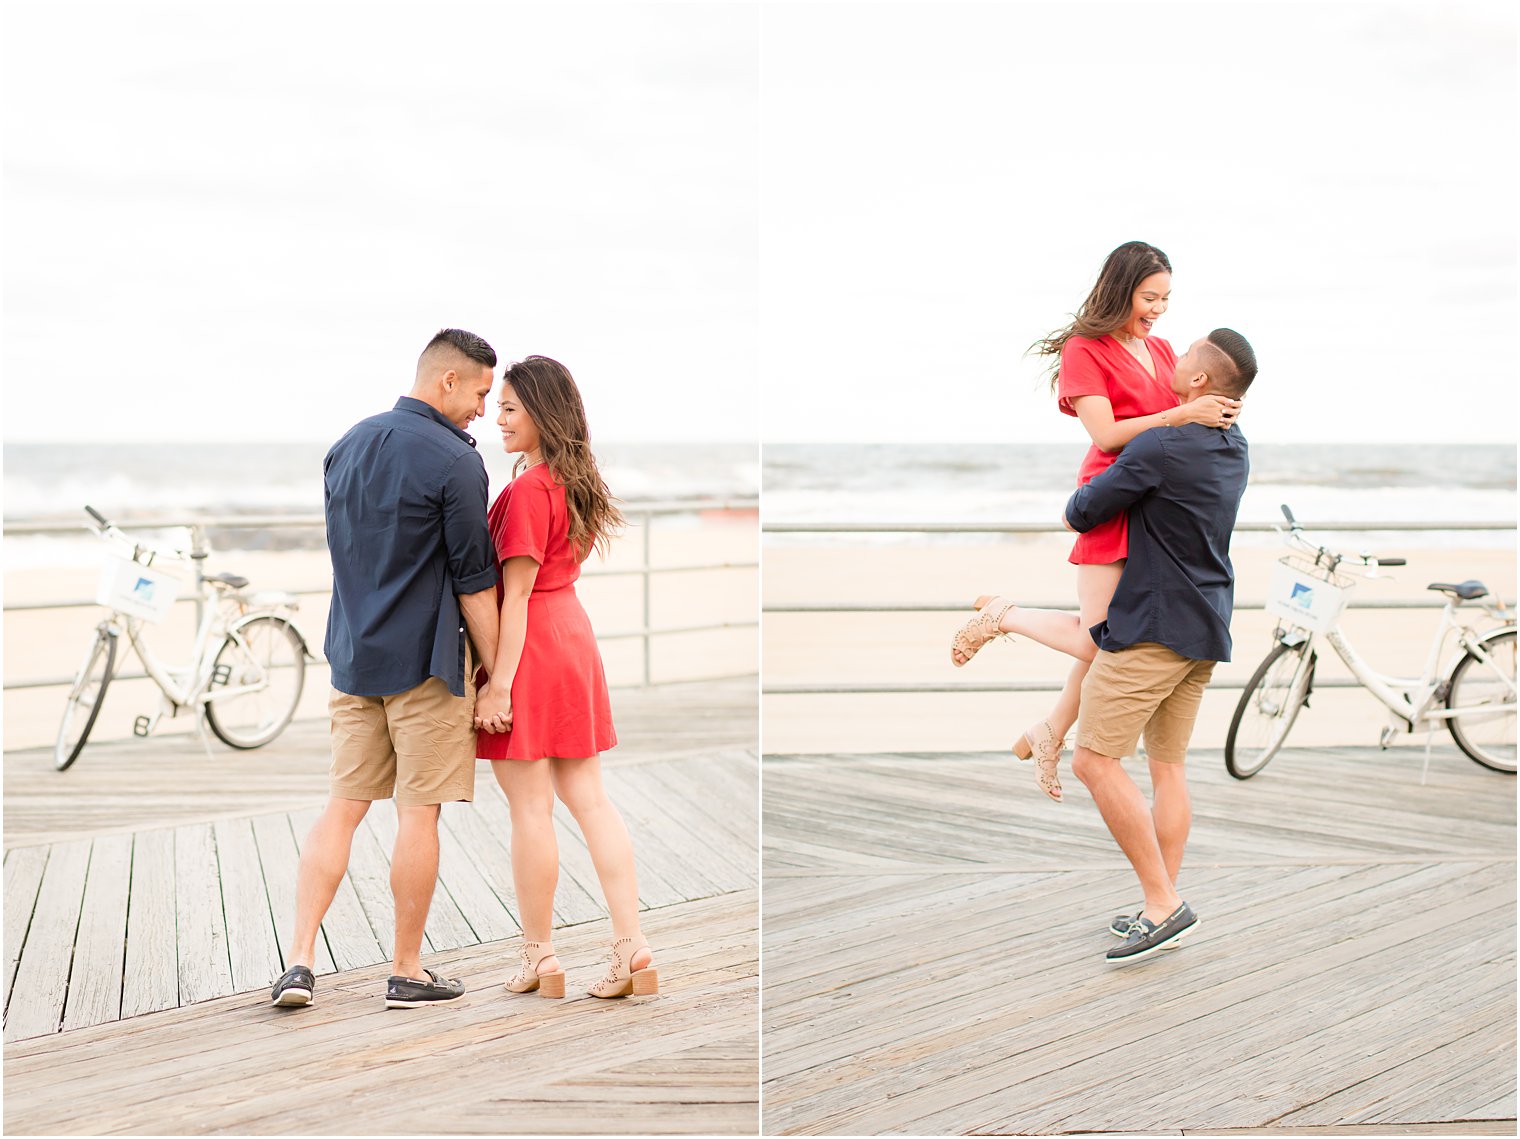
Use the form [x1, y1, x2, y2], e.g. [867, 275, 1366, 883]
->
[1063, 327, 1257, 963]
[271, 328, 502, 1009]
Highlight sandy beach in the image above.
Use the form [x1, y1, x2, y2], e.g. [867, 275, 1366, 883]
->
[3, 513, 757, 753]
[762, 533, 1517, 756]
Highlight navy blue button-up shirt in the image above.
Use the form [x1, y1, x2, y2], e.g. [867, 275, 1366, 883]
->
[1064, 423, 1250, 663]
[323, 397, 498, 697]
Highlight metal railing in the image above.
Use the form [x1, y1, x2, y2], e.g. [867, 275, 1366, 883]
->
[761, 518, 1515, 696]
[5, 498, 758, 691]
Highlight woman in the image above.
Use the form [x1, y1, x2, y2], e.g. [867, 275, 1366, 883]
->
[949, 241, 1239, 801]
[474, 355, 656, 999]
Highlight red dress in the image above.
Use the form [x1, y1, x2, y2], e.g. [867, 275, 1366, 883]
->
[475, 463, 617, 761]
[1057, 334, 1180, 564]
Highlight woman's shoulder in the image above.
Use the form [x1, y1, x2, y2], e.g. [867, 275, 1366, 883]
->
[1061, 333, 1111, 358]
[1147, 335, 1177, 362]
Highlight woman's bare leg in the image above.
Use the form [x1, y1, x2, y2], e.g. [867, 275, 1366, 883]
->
[494, 759, 561, 973]
[551, 756, 651, 972]
[1013, 561, 1124, 758]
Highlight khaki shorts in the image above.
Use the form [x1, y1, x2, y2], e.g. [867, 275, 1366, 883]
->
[1077, 642, 1217, 765]
[328, 670, 477, 806]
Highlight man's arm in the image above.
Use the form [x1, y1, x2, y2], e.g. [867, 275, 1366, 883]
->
[1064, 431, 1166, 533]
[458, 587, 499, 677]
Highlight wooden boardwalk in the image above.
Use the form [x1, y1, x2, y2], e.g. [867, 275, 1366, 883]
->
[763, 743, 1516, 1136]
[3, 678, 758, 1135]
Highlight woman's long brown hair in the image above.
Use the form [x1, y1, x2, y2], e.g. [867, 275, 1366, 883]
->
[1030, 241, 1172, 390]
[502, 356, 624, 561]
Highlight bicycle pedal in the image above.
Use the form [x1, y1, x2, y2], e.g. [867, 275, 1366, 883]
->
[133, 715, 153, 737]
[212, 664, 232, 686]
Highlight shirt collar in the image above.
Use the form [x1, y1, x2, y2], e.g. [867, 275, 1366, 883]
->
[394, 396, 477, 447]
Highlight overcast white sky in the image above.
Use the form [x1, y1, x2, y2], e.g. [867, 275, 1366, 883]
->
[3, 1, 759, 444]
[758, 0, 1518, 445]
[4, 1, 1515, 447]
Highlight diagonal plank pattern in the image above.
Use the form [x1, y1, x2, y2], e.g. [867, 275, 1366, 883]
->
[3, 888, 759, 1136]
[4, 746, 756, 1043]
[762, 744, 1516, 1136]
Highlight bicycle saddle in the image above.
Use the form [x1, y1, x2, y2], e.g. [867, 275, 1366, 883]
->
[1427, 580, 1488, 600]
[205, 572, 250, 589]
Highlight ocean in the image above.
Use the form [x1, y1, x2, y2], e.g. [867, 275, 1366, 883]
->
[763, 443, 1517, 550]
[2, 441, 758, 569]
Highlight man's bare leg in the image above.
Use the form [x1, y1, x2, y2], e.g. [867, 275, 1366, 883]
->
[288, 797, 371, 968]
[391, 802, 441, 980]
[1148, 756, 1191, 884]
[1071, 746, 1182, 923]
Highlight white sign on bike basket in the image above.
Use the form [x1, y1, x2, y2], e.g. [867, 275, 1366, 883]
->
[96, 556, 180, 623]
[1265, 557, 1348, 634]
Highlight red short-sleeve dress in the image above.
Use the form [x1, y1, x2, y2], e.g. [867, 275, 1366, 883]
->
[475, 463, 617, 761]
[1057, 334, 1180, 565]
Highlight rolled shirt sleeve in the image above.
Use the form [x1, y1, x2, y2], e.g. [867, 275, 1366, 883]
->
[442, 451, 498, 595]
[1065, 430, 1166, 532]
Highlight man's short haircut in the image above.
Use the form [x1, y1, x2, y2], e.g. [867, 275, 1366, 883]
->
[1198, 328, 1257, 397]
[418, 328, 497, 377]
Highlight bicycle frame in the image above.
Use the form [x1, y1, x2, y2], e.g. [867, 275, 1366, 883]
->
[1271, 509, 1515, 736]
[1295, 602, 1511, 731]
[93, 520, 308, 721]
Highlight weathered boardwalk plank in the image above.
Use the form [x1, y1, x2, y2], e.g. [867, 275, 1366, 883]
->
[2, 845, 49, 1007]
[214, 817, 284, 996]
[762, 745, 1516, 1135]
[121, 828, 178, 1017]
[60, 833, 131, 1032]
[174, 823, 234, 1006]
[3, 838, 90, 1041]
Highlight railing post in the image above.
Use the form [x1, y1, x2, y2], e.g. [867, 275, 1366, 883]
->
[642, 512, 653, 686]
[189, 524, 209, 634]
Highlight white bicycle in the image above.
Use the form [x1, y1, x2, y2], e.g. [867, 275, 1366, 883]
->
[1225, 505, 1515, 779]
[54, 506, 313, 771]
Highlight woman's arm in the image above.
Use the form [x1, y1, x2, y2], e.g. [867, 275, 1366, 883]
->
[474, 555, 540, 731]
[1072, 393, 1241, 454]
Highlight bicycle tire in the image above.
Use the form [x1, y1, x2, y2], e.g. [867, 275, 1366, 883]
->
[55, 627, 118, 771]
[1446, 628, 1516, 774]
[1225, 640, 1315, 779]
[204, 616, 306, 749]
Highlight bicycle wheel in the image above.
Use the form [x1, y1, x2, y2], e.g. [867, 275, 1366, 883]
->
[1225, 640, 1315, 779]
[55, 627, 118, 771]
[204, 616, 306, 749]
[1446, 628, 1516, 774]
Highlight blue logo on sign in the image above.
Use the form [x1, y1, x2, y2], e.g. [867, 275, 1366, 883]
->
[1289, 582, 1314, 609]
[132, 577, 156, 602]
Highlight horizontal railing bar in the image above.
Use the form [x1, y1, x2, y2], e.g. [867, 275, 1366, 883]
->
[764, 678, 1368, 695]
[763, 520, 1515, 534]
[3, 559, 760, 614]
[4, 589, 333, 613]
[3, 498, 758, 536]
[601, 620, 758, 640]
[7, 621, 758, 690]
[765, 599, 1514, 614]
[593, 560, 759, 578]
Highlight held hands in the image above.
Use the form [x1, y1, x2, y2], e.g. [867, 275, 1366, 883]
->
[1178, 394, 1242, 430]
[474, 682, 513, 734]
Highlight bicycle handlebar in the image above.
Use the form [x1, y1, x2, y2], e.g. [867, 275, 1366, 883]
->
[81, 505, 194, 566]
[1278, 506, 1405, 572]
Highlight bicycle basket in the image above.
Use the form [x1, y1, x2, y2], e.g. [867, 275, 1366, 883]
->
[1265, 555, 1352, 635]
[96, 555, 180, 623]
